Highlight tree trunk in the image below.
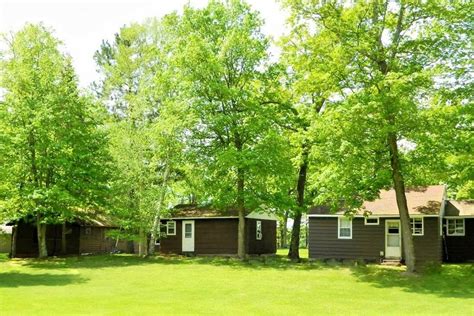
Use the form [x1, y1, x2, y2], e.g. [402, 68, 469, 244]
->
[288, 150, 308, 261]
[61, 222, 67, 255]
[388, 132, 416, 273]
[237, 166, 246, 259]
[280, 210, 289, 248]
[11, 225, 17, 258]
[37, 215, 48, 258]
[149, 164, 171, 255]
[138, 227, 148, 257]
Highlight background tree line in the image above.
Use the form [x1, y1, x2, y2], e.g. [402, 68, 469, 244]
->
[0, 0, 471, 272]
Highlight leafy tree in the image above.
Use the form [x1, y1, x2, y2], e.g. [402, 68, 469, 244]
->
[95, 18, 192, 256]
[173, 0, 294, 258]
[285, 0, 472, 272]
[0, 24, 110, 257]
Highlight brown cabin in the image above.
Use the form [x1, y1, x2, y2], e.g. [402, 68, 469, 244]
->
[308, 185, 474, 265]
[159, 206, 277, 256]
[8, 216, 128, 257]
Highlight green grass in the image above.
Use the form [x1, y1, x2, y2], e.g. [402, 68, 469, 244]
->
[0, 252, 473, 315]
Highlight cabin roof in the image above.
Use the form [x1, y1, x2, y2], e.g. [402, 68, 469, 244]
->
[166, 205, 277, 220]
[309, 185, 446, 216]
[445, 200, 474, 217]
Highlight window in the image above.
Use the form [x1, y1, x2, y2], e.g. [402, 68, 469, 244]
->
[410, 218, 423, 236]
[256, 220, 262, 240]
[166, 221, 176, 236]
[338, 217, 352, 239]
[364, 217, 379, 225]
[447, 219, 465, 236]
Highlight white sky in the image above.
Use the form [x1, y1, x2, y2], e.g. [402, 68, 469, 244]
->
[0, 0, 289, 88]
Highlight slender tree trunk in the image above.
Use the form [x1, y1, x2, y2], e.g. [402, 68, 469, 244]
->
[11, 225, 17, 258]
[37, 215, 48, 258]
[149, 164, 171, 255]
[138, 227, 148, 257]
[61, 222, 67, 255]
[289, 150, 308, 261]
[388, 132, 416, 273]
[237, 166, 246, 259]
[280, 210, 289, 248]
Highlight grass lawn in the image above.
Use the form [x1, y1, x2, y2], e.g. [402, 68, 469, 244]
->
[0, 252, 473, 315]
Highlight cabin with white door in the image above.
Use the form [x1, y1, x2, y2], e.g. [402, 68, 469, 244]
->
[158, 205, 277, 256]
[307, 185, 448, 267]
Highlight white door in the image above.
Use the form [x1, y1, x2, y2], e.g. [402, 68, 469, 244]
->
[385, 220, 401, 258]
[182, 220, 195, 252]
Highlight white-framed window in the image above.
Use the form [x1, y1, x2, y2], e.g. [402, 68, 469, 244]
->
[410, 217, 424, 236]
[166, 221, 176, 236]
[338, 217, 352, 239]
[447, 218, 465, 236]
[364, 217, 379, 225]
[256, 220, 262, 240]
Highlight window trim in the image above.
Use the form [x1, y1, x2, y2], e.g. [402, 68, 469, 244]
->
[364, 217, 379, 225]
[446, 218, 465, 236]
[166, 221, 176, 236]
[338, 217, 352, 239]
[256, 220, 262, 240]
[410, 217, 424, 236]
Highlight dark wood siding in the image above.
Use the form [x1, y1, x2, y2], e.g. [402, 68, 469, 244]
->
[79, 227, 114, 254]
[14, 222, 80, 257]
[308, 217, 384, 261]
[195, 219, 238, 254]
[309, 217, 442, 264]
[246, 219, 277, 255]
[444, 218, 474, 262]
[160, 218, 277, 255]
[412, 217, 442, 265]
[159, 220, 182, 253]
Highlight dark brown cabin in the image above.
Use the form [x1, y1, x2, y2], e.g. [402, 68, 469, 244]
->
[308, 185, 450, 266]
[159, 206, 277, 256]
[443, 200, 474, 262]
[8, 216, 124, 257]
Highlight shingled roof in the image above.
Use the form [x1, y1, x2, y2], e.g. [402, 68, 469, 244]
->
[445, 200, 474, 217]
[309, 185, 446, 216]
[168, 204, 239, 218]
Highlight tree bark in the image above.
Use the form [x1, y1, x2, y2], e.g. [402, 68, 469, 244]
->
[288, 150, 309, 261]
[61, 222, 67, 255]
[11, 225, 17, 258]
[138, 227, 148, 257]
[149, 164, 171, 255]
[37, 215, 48, 258]
[280, 210, 289, 248]
[387, 132, 416, 273]
[237, 166, 246, 259]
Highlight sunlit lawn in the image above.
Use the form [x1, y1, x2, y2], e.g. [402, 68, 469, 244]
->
[0, 251, 473, 315]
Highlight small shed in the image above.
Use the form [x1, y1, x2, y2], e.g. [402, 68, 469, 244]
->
[159, 205, 277, 256]
[9, 215, 125, 257]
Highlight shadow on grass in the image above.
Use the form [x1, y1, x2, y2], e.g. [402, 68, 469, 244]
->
[16, 253, 333, 271]
[0, 271, 88, 288]
[351, 264, 474, 299]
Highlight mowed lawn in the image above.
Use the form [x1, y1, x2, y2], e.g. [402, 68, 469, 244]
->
[0, 251, 473, 315]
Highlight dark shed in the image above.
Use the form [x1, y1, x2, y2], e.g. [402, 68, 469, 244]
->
[159, 206, 277, 256]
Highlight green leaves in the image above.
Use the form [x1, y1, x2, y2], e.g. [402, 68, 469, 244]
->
[0, 24, 111, 224]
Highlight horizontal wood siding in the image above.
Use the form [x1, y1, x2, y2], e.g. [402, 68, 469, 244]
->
[412, 217, 442, 265]
[195, 219, 238, 254]
[309, 217, 442, 264]
[160, 220, 182, 254]
[246, 219, 277, 255]
[79, 227, 114, 254]
[309, 217, 384, 261]
[445, 218, 474, 262]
